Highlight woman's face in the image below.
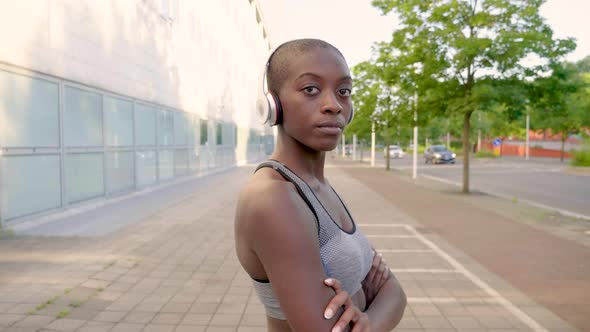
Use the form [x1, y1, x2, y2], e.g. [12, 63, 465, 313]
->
[278, 47, 353, 152]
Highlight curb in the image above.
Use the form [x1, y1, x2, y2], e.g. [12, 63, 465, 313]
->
[420, 174, 590, 222]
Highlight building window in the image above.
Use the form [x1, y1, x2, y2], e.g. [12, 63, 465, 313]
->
[200, 119, 208, 146]
[216, 123, 222, 145]
[0, 70, 59, 148]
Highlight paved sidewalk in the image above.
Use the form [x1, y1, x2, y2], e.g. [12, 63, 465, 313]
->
[0, 162, 582, 331]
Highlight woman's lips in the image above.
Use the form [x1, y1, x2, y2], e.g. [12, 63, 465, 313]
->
[317, 123, 343, 135]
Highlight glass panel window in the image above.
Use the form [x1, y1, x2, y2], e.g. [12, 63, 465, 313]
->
[159, 149, 174, 181]
[174, 149, 188, 176]
[136, 150, 157, 188]
[105, 96, 133, 146]
[189, 149, 199, 172]
[135, 103, 157, 146]
[188, 115, 199, 146]
[174, 112, 188, 146]
[1, 155, 61, 220]
[158, 109, 174, 146]
[200, 119, 208, 146]
[107, 151, 134, 194]
[0, 71, 59, 147]
[216, 122, 222, 145]
[66, 153, 104, 203]
[64, 86, 103, 147]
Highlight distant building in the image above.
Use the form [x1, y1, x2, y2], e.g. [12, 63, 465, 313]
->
[0, 0, 273, 225]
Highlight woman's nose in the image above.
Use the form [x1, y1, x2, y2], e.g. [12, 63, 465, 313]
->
[320, 92, 343, 114]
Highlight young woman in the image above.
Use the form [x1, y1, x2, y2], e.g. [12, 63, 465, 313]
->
[235, 39, 406, 332]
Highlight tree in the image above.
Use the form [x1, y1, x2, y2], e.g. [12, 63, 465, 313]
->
[532, 60, 590, 161]
[346, 61, 382, 142]
[349, 61, 417, 154]
[372, 0, 575, 193]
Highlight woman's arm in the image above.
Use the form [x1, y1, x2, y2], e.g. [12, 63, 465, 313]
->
[362, 250, 391, 307]
[323, 253, 405, 332]
[241, 181, 350, 331]
[364, 270, 407, 332]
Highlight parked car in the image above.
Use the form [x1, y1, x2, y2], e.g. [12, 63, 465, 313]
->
[384, 145, 405, 158]
[424, 145, 456, 164]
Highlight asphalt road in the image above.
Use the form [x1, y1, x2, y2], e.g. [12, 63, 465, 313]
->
[356, 152, 590, 218]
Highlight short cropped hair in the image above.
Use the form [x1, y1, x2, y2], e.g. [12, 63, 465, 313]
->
[266, 39, 345, 94]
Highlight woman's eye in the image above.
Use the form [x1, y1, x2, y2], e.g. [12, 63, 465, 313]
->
[303, 86, 319, 95]
[338, 89, 352, 97]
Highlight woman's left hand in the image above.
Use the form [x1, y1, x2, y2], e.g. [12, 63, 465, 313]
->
[324, 278, 371, 332]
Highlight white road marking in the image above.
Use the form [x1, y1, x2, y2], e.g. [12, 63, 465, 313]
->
[378, 249, 433, 253]
[390, 268, 460, 273]
[358, 224, 407, 227]
[366, 235, 416, 238]
[404, 224, 549, 332]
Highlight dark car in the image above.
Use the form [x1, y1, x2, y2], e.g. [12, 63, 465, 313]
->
[424, 145, 456, 164]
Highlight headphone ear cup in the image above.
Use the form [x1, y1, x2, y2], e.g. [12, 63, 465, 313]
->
[271, 93, 283, 125]
[256, 94, 270, 125]
[265, 92, 281, 126]
[347, 106, 354, 124]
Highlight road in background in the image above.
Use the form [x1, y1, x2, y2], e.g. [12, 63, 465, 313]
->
[352, 151, 590, 218]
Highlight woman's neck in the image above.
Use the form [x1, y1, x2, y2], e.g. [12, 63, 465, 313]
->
[271, 135, 327, 184]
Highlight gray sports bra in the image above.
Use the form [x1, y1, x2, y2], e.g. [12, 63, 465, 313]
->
[252, 160, 374, 320]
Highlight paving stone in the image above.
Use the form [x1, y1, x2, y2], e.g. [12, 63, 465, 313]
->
[208, 314, 241, 327]
[151, 313, 183, 325]
[93, 311, 127, 323]
[109, 322, 144, 332]
[44, 318, 86, 331]
[12, 315, 54, 328]
[142, 324, 175, 332]
[181, 313, 212, 326]
[238, 314, 265, 327]
[123, 311, 156, 324]
[174, 325, 206, 332]
[0, 314, 25, 327]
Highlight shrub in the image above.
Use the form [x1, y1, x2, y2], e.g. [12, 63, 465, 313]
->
[475, 149, 496, 158]
[450, 141, 463, 149]
[571, 145, 590, 167]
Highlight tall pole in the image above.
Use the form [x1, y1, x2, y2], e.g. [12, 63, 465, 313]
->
[341, 133, 345, 157]
[477, 112, 481, 152]
[371, 122, 375, 167]
[352, 134, 357, 160]
[525, 112, 530, 160]
[413, 92, 418, 180]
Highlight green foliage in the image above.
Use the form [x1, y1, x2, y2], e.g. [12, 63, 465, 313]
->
[450, 141, 463, 150]
[368, 0, 575, 192]
[475, 149, 497, 158]
[531, 60, 590, 161]
[56, 309, 70, 319]
[571, 145, 590, 167]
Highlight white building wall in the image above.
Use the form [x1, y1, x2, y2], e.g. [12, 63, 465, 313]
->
[0, 0, 270, 123]
[0, 0, 273, 224]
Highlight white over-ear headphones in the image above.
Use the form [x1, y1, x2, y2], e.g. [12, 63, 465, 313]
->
[256, 59, 282, 126]
[256, 43, 354, 126]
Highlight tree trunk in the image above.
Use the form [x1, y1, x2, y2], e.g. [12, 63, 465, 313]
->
[560, 136, 566, 163]
[386, 144, 391, 171]
[462, 111, 472, 194]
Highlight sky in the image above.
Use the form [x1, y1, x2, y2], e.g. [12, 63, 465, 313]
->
[257, 0, 590, 67]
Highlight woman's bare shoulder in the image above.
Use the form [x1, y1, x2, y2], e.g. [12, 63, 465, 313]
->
[235, 168, 316, 239]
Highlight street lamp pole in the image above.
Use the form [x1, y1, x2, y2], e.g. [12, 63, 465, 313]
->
[413, 92, 418, 180]
[525, 111, 530, 160]
[371, 121, 375, 167]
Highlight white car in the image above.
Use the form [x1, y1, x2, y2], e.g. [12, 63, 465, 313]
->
[384, 145, 405, 158]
